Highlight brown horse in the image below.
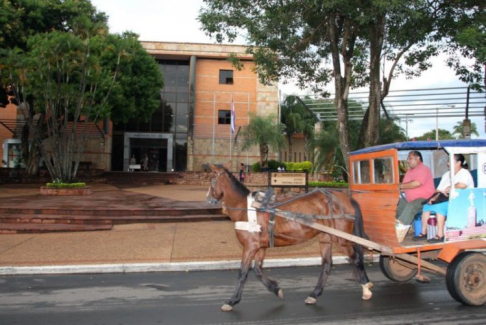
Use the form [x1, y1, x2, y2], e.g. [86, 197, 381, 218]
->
[207, 163, 373, 311]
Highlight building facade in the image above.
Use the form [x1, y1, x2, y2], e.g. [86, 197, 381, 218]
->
[0, 42, 280, 172]
[112, 41, 279, 172]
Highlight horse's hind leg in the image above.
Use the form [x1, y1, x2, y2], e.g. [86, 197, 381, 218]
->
[343, 244, 373, 300]
[221, 243, 259, 312]
[305, 240, 332, 305]
[253, 248, 284, 299]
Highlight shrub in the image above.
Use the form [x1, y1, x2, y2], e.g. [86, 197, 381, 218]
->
[308, 181, 348, 188]
[267, 159, 281, 170]
[285, 162, 295, 171]
[251, 162, 261, 172]
[46, 182, 87, 188]
[301, 161, 312, 172]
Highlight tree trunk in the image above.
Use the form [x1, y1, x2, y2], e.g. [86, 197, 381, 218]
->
[360, 14, 385, 148]
[328, 13, 355, 173]
[287, 134, 293, 162]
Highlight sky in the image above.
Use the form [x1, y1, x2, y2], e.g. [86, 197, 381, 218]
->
[90, 0, 485, 139]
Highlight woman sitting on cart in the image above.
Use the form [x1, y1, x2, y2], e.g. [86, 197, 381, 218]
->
[413, 154, 474, 243]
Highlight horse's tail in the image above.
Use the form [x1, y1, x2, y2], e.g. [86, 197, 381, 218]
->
[350, 197, 372, 285]
[350, 198, 369, 240]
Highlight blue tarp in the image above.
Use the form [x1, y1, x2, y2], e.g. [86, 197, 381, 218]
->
[350, 139, 486, 156]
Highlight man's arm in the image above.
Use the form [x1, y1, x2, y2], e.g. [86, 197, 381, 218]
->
[400, 180, 421, 190]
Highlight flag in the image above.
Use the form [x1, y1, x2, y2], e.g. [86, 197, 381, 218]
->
[230, 95, 236, 134]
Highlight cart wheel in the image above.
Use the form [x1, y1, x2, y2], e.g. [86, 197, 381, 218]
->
[446, 252, 486, 306]
[379, 255, 417, 282]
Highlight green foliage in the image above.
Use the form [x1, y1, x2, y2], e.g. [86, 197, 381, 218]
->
[267, 160, 282, 170]
[309, 181, 348, 188]
[285, 162, 295, 171]
[301, 161, 312, 172]
[452, 121, 479, 139]
[241, 114, 286, 166]
[415, 129, 455, 141]
[46, 182, 87, 188]
[251, 162, 261, 172]
[0, 0, 163, 182]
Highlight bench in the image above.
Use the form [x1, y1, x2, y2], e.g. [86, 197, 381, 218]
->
[129, 164, 141, 172]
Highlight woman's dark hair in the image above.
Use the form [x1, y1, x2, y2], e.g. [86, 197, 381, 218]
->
[454, 154, 469, 169]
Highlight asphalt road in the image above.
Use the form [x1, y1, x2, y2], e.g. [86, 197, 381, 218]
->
[0, 263, 485, 325]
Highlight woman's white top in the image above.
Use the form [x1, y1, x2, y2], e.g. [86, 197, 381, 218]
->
[437, 168, 475, 192]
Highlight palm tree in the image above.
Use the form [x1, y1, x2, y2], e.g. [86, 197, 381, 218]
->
[452, 121, 479, 139]
[241, 113, 286, 167]
[280, 96, 304, 162]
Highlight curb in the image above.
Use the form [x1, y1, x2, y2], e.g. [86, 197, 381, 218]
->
[0, 255, 379, 276]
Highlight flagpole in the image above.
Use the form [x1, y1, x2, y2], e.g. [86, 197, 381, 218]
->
[229, 94, 233, 166]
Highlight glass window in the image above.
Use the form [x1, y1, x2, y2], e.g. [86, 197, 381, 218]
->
[353, 160, 370, 184]
[176, 103, 188, 116]
[177, 92, 189, 103]
[176, 114, 188, 132]
[373, 157, 394, 184]
[219, 70, 233, 84]
[218, 110, 231, 124]
[177, 66, 189, 87]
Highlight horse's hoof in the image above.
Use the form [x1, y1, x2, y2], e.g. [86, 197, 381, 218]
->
[305, 296, 317, 305]
[361, 282, 373, 300]
[278, 289, 284, 299]
[221, 304, 233, 312]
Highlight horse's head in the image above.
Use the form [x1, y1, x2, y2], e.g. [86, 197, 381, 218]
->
[206, 162, 231, 205]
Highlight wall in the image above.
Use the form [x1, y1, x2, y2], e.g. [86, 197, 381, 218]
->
[188, 58, 279, 172]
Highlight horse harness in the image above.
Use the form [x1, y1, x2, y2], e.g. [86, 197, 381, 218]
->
[231, 187, 355, 248]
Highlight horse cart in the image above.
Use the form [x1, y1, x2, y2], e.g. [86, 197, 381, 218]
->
[208, 139, 486, 311]
[348, 139, 486, 306]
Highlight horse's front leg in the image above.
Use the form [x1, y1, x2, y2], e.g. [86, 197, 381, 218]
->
[221, 235, 259, 312]
[305, 240, 332, 305]
[253, 248, 284, 299]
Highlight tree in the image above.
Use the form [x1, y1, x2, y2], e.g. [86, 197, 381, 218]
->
[452, 121, 479, 139]
[198, 0, 455, 172]
[280, 95, 317, 162]
[415, 129, 455, 141]
[0, 2, 163, 181]
[241, 114, 286, 167]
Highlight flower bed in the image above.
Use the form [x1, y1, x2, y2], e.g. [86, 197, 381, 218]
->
[40, 186, 92, 196]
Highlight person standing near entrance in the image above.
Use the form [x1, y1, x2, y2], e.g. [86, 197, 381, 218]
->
[129, 155, 137, 172]
[239, 163, 246, 183]
[143, 154, 149, 171]
[396, 150, 435, 225]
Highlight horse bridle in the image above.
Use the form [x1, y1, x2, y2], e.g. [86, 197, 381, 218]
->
[206, 170, 225, 205]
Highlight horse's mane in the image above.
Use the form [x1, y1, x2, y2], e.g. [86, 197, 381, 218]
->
[223, 168, 250, 197]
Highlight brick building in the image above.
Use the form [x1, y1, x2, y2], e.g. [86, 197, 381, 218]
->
[0, 42, 280, 172]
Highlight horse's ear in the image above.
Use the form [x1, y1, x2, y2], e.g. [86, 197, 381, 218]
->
[209, 164, 218, 173]
[224, 161, 232, 170]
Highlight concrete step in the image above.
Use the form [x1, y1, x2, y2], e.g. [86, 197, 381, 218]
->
[0, 213, 229, 225]
[0, 223, 113, 234]
[0, 207, 223, 217]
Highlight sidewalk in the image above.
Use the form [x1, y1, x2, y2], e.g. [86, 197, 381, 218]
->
[0, 183, 350, 275]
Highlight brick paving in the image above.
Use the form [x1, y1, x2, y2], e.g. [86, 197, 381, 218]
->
[0, 183, 331, 268]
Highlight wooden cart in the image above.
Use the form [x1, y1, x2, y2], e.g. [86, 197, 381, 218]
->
[272, 140, 486, 306]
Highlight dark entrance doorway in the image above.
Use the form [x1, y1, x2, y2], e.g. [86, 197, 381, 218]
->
[130, 138, 168, 172]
